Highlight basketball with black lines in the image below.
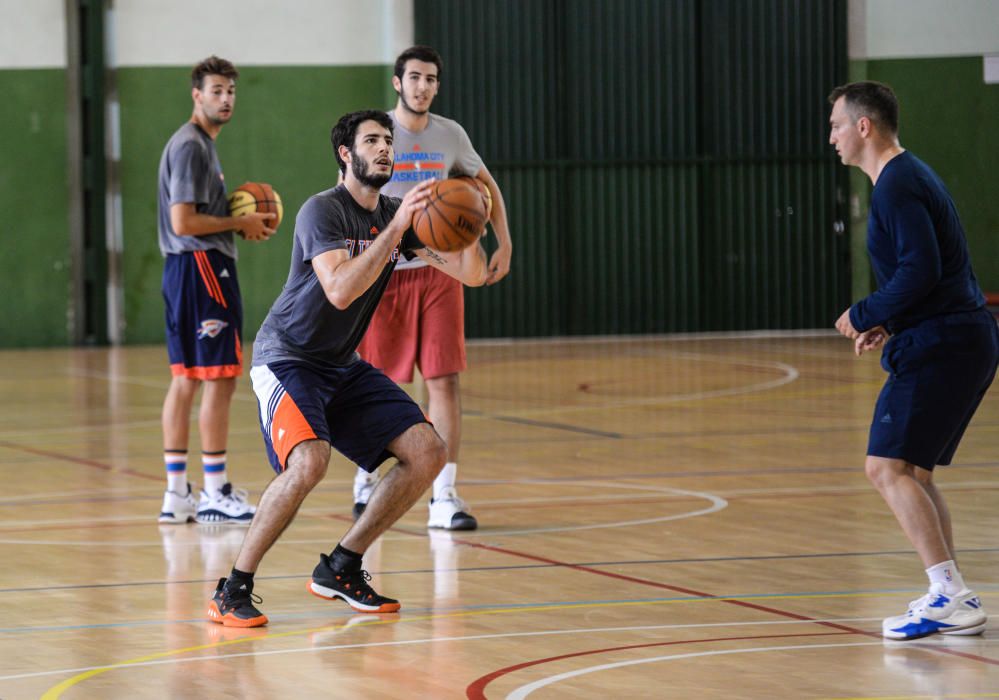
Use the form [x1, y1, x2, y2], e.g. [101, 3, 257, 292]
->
[413, 178, 489, 252]
[228, 181, 283, 230]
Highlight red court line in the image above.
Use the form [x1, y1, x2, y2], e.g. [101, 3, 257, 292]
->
[466, 630, 852, 699]
[460, 540, 854, 629]
[454, 539, 999, 668]
[0, 440, 161, 482]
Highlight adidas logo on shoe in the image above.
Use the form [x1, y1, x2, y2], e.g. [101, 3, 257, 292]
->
[883, 584, 988, 640]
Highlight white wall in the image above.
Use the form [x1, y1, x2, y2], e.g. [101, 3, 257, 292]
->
[0, 0, 66, 68]
[113, 0, 413, 67]
[850, 0, 999, 59]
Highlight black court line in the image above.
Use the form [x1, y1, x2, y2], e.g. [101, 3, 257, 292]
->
[463, 410, 624, 438]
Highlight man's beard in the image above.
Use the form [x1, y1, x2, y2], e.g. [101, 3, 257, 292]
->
[351, 152, 392, 188]
[397, 86, 429, 116]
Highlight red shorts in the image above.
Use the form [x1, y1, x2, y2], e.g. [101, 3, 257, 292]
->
[357, 266, 466, 383]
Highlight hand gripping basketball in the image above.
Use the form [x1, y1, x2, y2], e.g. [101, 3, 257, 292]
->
[228, 182, 283, 238]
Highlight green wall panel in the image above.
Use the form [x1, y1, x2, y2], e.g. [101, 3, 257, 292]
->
[864, 57, 999, 293]
[418, 0, 849, 336]
[0, 69, 71, 347]
[117, 65, 394, 345]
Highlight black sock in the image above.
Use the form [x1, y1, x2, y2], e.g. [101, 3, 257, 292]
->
[330, 543, 363, 571]
[227, 567, 255, 591]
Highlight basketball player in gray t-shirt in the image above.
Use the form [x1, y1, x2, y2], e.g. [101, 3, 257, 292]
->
[156, 56, 276, 527]
[207, 110, 488, 627]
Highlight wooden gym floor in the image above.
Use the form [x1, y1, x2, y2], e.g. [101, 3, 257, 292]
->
[0, 333, 996, 699]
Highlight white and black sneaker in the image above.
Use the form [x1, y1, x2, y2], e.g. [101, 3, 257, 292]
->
[427, 487, 477, 530]
[158, 483, 197, 524]
[197, 482, 255, 525]
[883, 583, 987, 640]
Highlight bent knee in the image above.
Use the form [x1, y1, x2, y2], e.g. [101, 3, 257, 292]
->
[426, 432, 447, 469]
[391, 424, 447, 477]
[864, 456, 910, 489]
[412, 428, 448, 476]
[286, 441, 330, 488]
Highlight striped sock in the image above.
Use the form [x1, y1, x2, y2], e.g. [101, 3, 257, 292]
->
[202, 451, 227, 495]
[164, 450, 188, 493]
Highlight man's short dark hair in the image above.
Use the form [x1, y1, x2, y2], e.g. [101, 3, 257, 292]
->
[827, 80, 899, 134]
[330, 109, 394, 175]
[191, 55, 238, 90]
[394, 45, 443, 80]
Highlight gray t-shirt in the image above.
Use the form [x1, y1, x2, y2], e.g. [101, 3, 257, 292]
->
[252, 185, 424, 370]
[157, 122, 237, 258]
[384, 111, 483, 269]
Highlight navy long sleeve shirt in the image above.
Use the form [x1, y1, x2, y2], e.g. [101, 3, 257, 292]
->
[849, 151, 985, 334]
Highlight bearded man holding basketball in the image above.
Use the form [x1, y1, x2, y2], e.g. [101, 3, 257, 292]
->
[353, 45, 513, 531]
[207, 110, 487, 627]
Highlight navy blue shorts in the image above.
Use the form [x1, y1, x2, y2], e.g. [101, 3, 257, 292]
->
[163, 250, 243, 379]
[249, 359, 428, 474]
[869, 309, 999, 470]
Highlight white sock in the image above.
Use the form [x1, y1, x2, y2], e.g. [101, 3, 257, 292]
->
[926, 560, 965, 595]
[433, 462, 457, 501]
[164, 451, 187, 493]
[202, 452, 227, 495]
[355, 466, 377, 485]
[354, 467, 377, 503]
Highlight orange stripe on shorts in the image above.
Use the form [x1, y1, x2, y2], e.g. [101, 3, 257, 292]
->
[271, 392, 318, 470]
[194, 251, 228, 309]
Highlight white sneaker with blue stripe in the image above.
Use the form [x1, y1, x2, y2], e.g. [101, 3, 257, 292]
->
[882, 583, 987, 640]
[196, 482, 255, 524]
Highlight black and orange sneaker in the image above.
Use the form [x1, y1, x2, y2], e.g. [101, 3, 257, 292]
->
[307, 553, 401, 613]
[207, 577, 269, 628]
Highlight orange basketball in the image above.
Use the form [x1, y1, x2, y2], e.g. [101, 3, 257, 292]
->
[453, 175, 493, 219]
[412, 178, 488, 252]
[228, 181, 283, 230]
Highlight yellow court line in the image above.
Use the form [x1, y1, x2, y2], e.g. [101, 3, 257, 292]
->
[36, 589, 946, 698]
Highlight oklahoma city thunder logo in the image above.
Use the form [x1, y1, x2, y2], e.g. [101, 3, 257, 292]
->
[197, 319, 229, 339]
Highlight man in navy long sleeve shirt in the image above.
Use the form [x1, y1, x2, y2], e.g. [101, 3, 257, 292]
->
[829, 81, 998, 641]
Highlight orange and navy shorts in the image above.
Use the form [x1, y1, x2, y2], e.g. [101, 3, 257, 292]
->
[162, 250, 242, 380]
[249, 359, 428, 474]
[357, 266, 466, 383]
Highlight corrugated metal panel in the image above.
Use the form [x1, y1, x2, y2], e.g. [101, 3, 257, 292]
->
[415, 0, 848, 337]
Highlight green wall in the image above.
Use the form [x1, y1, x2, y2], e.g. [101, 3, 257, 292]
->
[418, 0, 850, 335]
[0, 69, 71, 347]
[117, 65, 394, 344]
[863, 57, 999, 292]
